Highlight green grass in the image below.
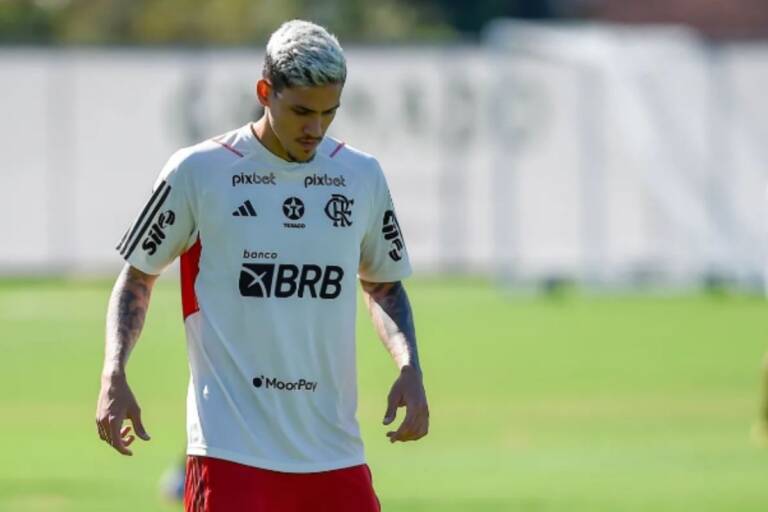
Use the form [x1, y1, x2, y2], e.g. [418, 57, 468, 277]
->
[0, 277, 766, 511]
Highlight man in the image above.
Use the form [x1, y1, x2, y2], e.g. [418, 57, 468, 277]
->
[95, 20, 429, 512]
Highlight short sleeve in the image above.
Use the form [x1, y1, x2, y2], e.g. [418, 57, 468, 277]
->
[358, 161, 412, 282]
[115, 150, 196, 275]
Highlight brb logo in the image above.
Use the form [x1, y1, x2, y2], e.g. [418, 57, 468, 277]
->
[252, 375, 318, 392]
[382, 210, 404, 261]
[142, 210, 176, 256]
[239, 263, 344, 299]
[324, 194, 354, 227]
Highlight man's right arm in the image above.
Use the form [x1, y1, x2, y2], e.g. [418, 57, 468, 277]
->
[95, 264, 158, 455]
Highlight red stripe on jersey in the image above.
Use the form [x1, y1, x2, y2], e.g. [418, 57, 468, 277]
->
[329, 141, 345, 158]
[212, 139, 245, 158]
[180, 237, 202, 320]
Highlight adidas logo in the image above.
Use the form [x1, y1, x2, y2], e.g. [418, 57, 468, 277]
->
[233, 200, 257, 217]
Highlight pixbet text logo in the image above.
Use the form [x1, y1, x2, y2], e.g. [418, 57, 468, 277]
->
[141, 210, 176, 256]
[232, 172, 276, 187]
[239, 263, 344, 299]
[252, 375, 318, 392]
[304, 173, 346, 188]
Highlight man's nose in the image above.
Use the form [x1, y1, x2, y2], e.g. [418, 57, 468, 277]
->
[303, 116, 322, 137]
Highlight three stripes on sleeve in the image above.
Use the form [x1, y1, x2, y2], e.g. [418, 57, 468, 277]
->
[116, 180, 172, 259]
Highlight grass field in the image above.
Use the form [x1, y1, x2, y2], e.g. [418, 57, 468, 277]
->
[0, 277, 767, 511]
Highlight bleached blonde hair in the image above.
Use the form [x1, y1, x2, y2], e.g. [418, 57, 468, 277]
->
[263, 20, 346, 92]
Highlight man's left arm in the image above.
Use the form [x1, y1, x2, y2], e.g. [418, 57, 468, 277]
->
[360, 279, 429, 443]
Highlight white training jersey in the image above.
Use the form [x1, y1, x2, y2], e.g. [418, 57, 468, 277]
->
[116, 123, 411, 472]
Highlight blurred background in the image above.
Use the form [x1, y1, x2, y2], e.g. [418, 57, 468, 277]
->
[1, 1, 767, 511]
[2, 0, 768, 290]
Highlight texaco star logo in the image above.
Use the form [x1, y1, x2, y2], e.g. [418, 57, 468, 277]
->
[282, 197, 305, 220]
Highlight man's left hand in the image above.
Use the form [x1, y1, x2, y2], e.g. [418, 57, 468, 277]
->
[383, 366, 429, 443]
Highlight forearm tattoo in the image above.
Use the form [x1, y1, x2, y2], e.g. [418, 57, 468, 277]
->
[362, 281, 420, 372]
[104, 266, 154, 372]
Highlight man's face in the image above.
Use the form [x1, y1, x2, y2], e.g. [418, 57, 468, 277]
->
[261, 81, 343, 162]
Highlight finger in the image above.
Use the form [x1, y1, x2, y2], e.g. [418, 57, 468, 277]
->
[387, 421, 415, 443]
[109, 419, 133, 456]
[120, 425, 136, 447]
[110, 437, 133, 456]
[410, 423, 428, 440]
[129, 408, 151, 441]
[96, 420, 105, 440]
[108, 417, 122, 443]
[383, 393, 400, 425]
[407, 411, 429, 440]
[99, 419, 112, 444]
[388, 408, 426, 443]
[386, 427, 413, 443]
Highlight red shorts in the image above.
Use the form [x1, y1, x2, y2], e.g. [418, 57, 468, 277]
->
[184, 456, 381, 512]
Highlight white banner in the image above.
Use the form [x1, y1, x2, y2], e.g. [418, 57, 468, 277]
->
[1, 28, 767, 288]
[0, 47, 493, 275]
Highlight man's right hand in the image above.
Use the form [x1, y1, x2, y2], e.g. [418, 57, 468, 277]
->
[95, 372, 150, 456]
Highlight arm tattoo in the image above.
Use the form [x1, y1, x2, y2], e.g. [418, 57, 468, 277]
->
[103, 266, 156, 374]
[361, 281, 420, 373]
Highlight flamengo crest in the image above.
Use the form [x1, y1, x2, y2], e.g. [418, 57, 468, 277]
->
[324, 194, 354, 227]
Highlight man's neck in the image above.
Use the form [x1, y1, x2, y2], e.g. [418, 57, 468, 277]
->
[251, 117, 293, 162]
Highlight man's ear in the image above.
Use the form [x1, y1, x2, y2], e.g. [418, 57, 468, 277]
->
[256, 79, 272, 107]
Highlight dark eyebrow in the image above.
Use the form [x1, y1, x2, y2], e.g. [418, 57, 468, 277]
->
[292, 104, 341, 114]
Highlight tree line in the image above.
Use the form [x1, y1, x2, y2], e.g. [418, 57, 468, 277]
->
[0, 0, 561, 44]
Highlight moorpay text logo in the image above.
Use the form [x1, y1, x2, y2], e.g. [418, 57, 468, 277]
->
[252, 375, 318, 392]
